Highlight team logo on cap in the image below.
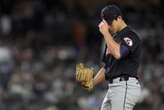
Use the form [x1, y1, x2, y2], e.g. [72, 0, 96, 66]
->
[124, 37, 133, 46]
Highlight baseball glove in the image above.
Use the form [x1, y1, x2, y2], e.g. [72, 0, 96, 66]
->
[76, 63, 94, 91]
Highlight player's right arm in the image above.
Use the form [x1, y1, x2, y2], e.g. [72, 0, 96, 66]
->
[93, 67, 106, 86]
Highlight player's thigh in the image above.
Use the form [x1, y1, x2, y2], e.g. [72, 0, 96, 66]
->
[101, 89, 112, 110]
[101, 97, 111, 110]
[111, 82, 141, 110]
[111, 88, 125, 110]
[110, 82, 132, 110]
[126, 80, 141, 109]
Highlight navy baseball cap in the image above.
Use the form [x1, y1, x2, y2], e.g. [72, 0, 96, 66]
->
[101, 5, 122, 25]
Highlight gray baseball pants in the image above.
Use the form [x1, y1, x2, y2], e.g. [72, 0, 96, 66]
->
[101, 77, 141, 110]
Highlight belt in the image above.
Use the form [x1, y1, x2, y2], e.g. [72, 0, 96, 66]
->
[109, 75, 138, 84]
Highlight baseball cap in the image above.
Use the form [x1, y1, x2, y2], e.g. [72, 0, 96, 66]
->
[101, 5, 122, 25]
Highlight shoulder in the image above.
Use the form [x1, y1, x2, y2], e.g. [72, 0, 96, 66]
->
[122, 27, 141, 43]
[127, 27, 140, 40]
[120, 27, 141, 48]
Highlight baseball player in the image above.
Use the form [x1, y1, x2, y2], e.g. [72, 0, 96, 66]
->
[76, 4, 142, 110]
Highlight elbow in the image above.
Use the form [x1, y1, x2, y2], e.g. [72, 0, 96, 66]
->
[112, 48, 121, 60]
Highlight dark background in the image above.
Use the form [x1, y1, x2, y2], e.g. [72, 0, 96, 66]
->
[0, 0, 164, 110]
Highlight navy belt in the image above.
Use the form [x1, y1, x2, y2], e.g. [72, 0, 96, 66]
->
[109, 75, 138, 83]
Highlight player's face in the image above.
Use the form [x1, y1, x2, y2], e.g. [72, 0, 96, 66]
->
[108, 17, 121, 34]
[108, 20, 118, 34]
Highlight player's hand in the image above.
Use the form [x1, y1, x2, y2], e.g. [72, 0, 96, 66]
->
[76, 63, 94, 91]
[99, 19, 109, 36]
[80, 80, 94, 91]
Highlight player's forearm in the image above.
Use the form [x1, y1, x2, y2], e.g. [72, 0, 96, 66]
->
[103, 32, 120, 59]
[93, 67, 106, 86]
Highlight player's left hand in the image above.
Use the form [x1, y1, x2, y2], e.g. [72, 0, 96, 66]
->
[81, 80, 94, 91]
[76, 63, 94, 91]
[99, 19, 109, 36]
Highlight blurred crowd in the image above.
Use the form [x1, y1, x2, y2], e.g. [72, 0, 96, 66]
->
[0, 0, 164, 110]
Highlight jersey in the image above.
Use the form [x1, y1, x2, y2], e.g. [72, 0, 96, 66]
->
[102, 26, 141, 80]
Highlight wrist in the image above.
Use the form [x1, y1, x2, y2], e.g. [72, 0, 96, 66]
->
[93, 78, 96, 86]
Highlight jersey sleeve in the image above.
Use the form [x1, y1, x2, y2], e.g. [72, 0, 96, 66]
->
[121, 34, 139, 53]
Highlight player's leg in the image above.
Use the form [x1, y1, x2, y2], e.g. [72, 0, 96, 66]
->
[125, 78, 141, 110]
[110, 82, 126, 110]
[100, 89, 112, 110]
[110, 78, 141, 110]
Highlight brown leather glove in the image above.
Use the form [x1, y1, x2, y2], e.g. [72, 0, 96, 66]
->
[76, 63, 94, 91]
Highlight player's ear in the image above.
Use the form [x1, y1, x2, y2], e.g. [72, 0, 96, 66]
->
[116, 16, 122, 22]
[116, 16, 122, 20]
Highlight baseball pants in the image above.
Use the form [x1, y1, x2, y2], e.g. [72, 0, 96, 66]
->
[101, 77, 141, 110]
